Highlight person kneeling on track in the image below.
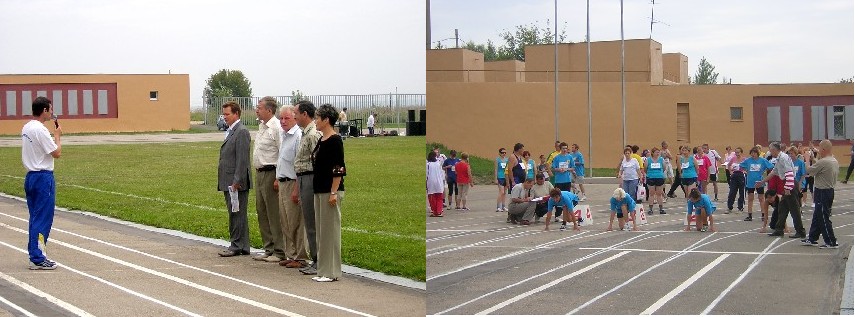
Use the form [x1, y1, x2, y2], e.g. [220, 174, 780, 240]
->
[545, 188, 580, 232]
[608, 188, 639, 231]
[685, 188, 717, 232]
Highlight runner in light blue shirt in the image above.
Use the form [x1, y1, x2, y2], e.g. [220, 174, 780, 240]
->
[546, 188, 580, 232]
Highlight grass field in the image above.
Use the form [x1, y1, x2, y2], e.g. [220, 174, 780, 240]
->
[428, 142, 852, 184]
[0, 136, 426, 281]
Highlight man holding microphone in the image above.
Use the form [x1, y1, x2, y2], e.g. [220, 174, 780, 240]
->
[21, 96, 61, 270]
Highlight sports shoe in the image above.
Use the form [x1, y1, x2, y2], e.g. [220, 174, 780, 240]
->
[496, 208, 502, 212]
[819, 244, 839, 249]
[579, 196, 587, 202]
[262, 255, 282, 263]
[624, 223, 631, 231]
[554, 217, 561, 223]
[800, 239, 818, 246]
[502, 207, 509, 212]
[659, 209, 666, 215]
[312, 276, 338, 282]
[701, 225, 708, 232]
[743, 215, 752, 221]
[300, 266, 318, 275]
[788, 233, 806, 239]
[559, 224, 567, 231]
[29, 259, 57, 270]
[252, 253, 273, 261]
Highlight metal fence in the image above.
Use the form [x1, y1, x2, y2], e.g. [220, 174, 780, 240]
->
[202, 94, 425, 132]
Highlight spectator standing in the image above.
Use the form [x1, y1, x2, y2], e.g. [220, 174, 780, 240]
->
[442, 150, 460, 210]
[570, 144, 588, 201]
[802, 139, 840, 248]
[366, 112, 375, 136]
[454, 153, 473, 211]
[251, 97, 285, 263]
[495, 148, 509, 212]
[703, 144, 723, 200]
[762, 142, 805, 238]
[726, 147, 746, 214]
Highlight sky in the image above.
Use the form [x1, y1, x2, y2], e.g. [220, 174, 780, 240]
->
[0, 0, 426, 109]
[430, 0, 854, 84]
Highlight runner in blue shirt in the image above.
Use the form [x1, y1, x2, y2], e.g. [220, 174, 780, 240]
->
[739, 147, 774, 221]
[645, 147, 667, 215]
[677, 146, 699, 195]
[442, 150, 461, 210]
[608, 188, 638, 231]
[545, 188, 580, 231]
[686, 189, 717, 232]
[551, 142, 575, 220]
[495, 148, 509, 212]
[570, 144, 587, 201]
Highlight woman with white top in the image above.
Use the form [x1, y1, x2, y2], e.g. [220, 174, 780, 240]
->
[726, 147, 746, 213]
[619, 147, 644, 203]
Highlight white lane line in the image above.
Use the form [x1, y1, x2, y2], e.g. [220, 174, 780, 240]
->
[476, 251, 632, 315]
[567, 229, 749, 315]
[0, 240, 202, 317]
[0, 223, 306, 317]
[641, 254, 731, 315]
[427, 231, 539, 257]
[577, 247, 825, 256]
[0, 213, 375, 317]
[434, 232, 669, 315]
[428, 229, 496, 232]
[428, 231, 600, 281]
[0, 270, 94, 317]
[426, 225, 518, 242]
[0, 294, 37, 317]
[701, 222, 854, 315]
[700, 238, 781, 315]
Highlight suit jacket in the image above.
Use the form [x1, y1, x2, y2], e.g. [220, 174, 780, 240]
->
[218, 121, 252, 192]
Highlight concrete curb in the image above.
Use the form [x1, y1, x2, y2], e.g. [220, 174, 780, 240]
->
[843, 245, 854, 315]
[0, 193, 425, 291]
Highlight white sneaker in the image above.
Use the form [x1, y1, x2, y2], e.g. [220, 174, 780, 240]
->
[503, 207, 509, 212]
[579, 196, 587, 202]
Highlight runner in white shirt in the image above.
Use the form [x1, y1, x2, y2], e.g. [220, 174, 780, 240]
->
[702, 144, 722, 200]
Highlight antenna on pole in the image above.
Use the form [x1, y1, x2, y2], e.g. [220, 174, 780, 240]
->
[649, 0, 670, 39]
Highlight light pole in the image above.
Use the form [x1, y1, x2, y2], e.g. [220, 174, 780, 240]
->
[553, 0, 559, 142]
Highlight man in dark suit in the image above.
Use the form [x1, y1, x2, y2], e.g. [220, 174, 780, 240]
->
[218, 101, 252, 257]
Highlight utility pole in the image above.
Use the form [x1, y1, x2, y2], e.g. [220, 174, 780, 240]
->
[426, 0, 431, 49]
[553, 0, 559, 142]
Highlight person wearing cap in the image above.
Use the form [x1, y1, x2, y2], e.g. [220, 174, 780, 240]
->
[608, 188, 638, 231]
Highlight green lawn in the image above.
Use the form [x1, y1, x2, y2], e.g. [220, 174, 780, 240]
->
[0, 136, 425, 281]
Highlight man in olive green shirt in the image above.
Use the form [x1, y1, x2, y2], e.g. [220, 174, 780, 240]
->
[294, 101, 323, 275]
[802, 139, 839, 248]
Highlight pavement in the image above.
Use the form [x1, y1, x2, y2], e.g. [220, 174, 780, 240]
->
[0, 132, 425, 317]
[427, 179, 854, 315]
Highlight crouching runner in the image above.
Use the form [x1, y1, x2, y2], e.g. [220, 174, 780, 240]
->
[545, 188, 580, 231]
[685, 188, 717, 232]
[608, 188, 639, 231]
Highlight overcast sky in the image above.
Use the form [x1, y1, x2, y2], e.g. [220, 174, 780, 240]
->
[0, 0, 426, 108]
[430, 0, 854, 84]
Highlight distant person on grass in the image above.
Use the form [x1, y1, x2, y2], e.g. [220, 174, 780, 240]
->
[367, 112, 375, 136]
[22, 96, 62, 270]
[217, 101, 251, 258]
[275, 105, 310, 269]
[252, 96, 286, 263]
[338, 107, 348, 140]
[294, 100, 323, 275]
[454, 153, 473, 211]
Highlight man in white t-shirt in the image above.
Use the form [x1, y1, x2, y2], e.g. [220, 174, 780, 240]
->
[21, 96, 62, 270]
[703, 144, 722, 201]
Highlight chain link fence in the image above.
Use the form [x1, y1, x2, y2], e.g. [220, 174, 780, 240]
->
[202, 94, 425, 134]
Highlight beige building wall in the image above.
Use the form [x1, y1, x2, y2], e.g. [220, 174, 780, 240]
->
[427, 82, 853, 168]
[426, 39, 854, 168]
[485, 60, 525, 82]
[426, 49, 485, 83]
[0, 74, 189, 134]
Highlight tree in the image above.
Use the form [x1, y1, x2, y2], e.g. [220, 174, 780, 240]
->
[498, 20, 568, 61]
[462, 39, 502, 61]
[691, 57, 719, 85]
[290, 90, 308, 105]
[839, 76, 853, 83]
[203, 69, 253, 104]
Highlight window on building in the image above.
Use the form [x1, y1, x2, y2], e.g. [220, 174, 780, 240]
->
[767, 106, 781, 142]
[730, 107, 742, 121]
[677, 103, 690, 142]
[150, 91, 158, 101]
[811, 106, 826, 140]
[789, 106, 803, 141]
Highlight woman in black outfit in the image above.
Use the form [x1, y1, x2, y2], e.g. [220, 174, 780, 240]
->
[310, 104, 347, 282]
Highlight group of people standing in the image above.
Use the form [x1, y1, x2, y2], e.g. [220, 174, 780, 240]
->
[426, 147, 474, 217]
[217, 98, 347, 282]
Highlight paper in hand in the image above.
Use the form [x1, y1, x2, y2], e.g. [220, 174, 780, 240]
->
[228, 185, 239, 213]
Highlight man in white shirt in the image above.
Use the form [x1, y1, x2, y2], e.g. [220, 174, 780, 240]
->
[275, 105, 309, 268]
[703, 144, 722, 200]
[367, 112, 375, 136]
[338, 107, 349, 139]
[21, 96, 61, 270]
[252, 97, 285, 263]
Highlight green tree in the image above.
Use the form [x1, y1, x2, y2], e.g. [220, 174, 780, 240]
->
[449, 20, 568, 62]
[203, 69, 253, 104]
[691, 57, 720, 85]
[290, 90, 308, 105]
